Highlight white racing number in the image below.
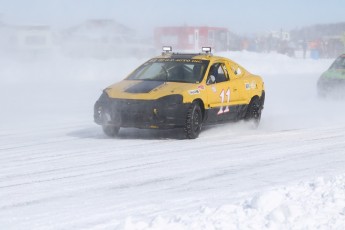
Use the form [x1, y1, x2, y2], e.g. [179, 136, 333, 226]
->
[218, 88, 230, 115]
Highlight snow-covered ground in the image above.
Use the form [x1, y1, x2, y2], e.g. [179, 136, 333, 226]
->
[1, 51, 345, 230]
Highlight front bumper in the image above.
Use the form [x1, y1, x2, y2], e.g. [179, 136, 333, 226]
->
[94, 94, 190, 129]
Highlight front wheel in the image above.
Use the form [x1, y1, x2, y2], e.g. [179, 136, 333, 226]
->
[102, 125, 120, 137]
[184, 102, 203, 139]
[101, 108, 121, 137]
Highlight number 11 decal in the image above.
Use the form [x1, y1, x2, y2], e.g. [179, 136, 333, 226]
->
[218, 88, 230, 115]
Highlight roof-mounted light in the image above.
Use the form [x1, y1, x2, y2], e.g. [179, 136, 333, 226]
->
[162, 46, 172, 53]
[202, 47, 212, 54]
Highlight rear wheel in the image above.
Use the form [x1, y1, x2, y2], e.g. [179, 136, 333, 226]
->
[244, 97, 262, 127]
[185, 102, 203, 139]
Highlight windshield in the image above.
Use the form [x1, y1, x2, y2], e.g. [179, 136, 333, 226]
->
[330, 55, 345, 70]
[127, 58, 209, 83]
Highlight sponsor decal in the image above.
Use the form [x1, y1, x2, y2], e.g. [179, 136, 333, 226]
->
[197, 85, 205, 90]
[189, 89, 200, 95]
[212, 86, 217, 93]
[149, 58, 203, 63]
[251, 81, 257, 89]
[245, 83, 250, 90]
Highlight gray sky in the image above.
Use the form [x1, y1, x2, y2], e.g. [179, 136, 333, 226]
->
[0, 0, 344, 36]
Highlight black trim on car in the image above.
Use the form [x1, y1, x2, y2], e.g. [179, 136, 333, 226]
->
[94, 94, 190, 129]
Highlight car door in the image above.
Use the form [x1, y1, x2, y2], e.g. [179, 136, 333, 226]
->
[205, 62, 240, 122]
[225, 61, 249, 105]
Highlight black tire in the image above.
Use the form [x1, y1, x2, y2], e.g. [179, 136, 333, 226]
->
[101, 108, 121, 137]
[244, 97, 262, 127]
[185, 102, 203, 139]
[102, 125, 120, 137]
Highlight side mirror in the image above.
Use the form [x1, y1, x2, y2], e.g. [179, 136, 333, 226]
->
[207, 75, 216, 84]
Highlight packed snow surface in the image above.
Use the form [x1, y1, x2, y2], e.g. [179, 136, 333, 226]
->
[1, 51, 345, 229]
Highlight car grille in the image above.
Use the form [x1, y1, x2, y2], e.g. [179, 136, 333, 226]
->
[110, 99, 156, 124]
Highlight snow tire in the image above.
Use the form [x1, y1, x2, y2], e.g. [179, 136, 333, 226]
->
[102, 125, 120, 137]
[244, 96, 262, 127]
[185, 102, 203, 139]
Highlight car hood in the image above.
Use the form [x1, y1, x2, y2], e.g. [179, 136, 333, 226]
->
[321, 69, 345, 80]
[105, 80, 195, 100]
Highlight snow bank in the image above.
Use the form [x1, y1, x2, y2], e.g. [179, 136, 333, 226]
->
[122, 174, 345, 230]
[0, 55, 146, 84]
[0, 51, 333, 84]
[216, 51, 333, 76]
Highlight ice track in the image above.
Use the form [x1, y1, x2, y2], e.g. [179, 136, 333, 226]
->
[1, 53, 345, 229]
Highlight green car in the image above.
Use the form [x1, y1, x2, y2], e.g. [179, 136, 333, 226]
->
[317, 54, 345, 97]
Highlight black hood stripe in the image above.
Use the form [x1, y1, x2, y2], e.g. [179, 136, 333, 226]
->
[125, 81, 164, 93]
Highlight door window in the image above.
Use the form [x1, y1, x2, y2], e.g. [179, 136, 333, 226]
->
[207, 63, 229, 84]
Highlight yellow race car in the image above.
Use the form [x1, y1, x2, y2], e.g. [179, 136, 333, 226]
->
[94, 47, 265, 139]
